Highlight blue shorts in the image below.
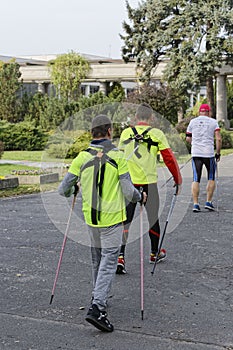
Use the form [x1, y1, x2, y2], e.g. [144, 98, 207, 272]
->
[192, 157, 216, 182]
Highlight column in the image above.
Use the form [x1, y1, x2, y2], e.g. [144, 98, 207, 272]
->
[37, 82, 45, 94]
[216, 74, 229, 128]
[99, 81, 107, 95]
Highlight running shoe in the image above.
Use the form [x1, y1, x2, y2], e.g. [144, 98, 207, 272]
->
[149, 249, 167, 263]
[193, 204, 201, 212]
[85, 304, 114, 332]
[116, 255, 126, 274]
[205, 202, 215, 211]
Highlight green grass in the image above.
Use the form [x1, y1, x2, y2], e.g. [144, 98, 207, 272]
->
[2, 150, 72, 163]
[2, 151, 43, 162]
[221, 148, 233, 156]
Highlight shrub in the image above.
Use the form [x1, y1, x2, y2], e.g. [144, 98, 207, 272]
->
[46, 130, 91, 159]
[220, 129, 233, 149]
[175, 116, 194, 134]
[0, 140, 4, 159]
[0, 120, 48, 151]
[66, 131, 91, 158]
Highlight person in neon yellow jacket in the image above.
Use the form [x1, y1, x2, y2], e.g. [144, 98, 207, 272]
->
[116, 103, 182, 274]
[59, 114, 146, 332]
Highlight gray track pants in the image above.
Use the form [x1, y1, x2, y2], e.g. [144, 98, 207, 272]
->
[88, 223, 122, 311]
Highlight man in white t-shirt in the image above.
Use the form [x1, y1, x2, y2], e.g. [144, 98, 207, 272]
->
[186, 104, 222, 212]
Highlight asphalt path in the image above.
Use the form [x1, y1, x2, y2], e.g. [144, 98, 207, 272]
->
[0, 155, 232, 350]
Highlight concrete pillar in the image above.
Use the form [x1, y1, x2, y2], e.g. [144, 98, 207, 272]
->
[85, 85, 90, 96]
[37, 82, 45, 94]
[216, 74, 230, 128]
[99, 81, 107, 95]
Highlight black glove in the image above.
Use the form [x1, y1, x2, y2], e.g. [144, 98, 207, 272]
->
[139, 186, 146, 205]
[215, 153, 221, 161]
[74, 183, 79, 196]
[139, 192, 144, 205]
[174, 183, 181, 195]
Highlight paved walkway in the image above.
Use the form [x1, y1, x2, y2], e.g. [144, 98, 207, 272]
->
[0, 155, 232, 350]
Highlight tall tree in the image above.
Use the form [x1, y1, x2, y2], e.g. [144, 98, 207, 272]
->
[49, 51, 90, 101]
[121, 0, 233, 116]
[0, 60, 22, 122]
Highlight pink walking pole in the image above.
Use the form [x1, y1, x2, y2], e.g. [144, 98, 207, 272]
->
[50, 194, 77, 304]
[139, 188, 144, 320]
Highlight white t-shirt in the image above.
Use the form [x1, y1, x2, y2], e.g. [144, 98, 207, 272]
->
[186, 116, 220, 157]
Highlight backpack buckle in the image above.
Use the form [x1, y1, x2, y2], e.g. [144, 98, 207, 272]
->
[134, 134, 144, 141]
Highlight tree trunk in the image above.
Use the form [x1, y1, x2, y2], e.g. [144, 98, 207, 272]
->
[206, 76, 215, 118]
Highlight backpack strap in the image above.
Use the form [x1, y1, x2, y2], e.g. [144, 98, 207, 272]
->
[123, 127, 158, 158]
[80, 146, 118, 225]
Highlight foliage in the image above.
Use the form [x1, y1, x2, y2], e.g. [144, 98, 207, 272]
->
[176, 116, 194, 134]
[46, 130, 91, 159]
[0, 141, 4, 159]
[0, 120, 48, 151]
[227, 80, 233, 121]
[108, 82, 126, 101]
[167, 132, 190, 155]
[126, 82, 188, 124]
[77, 91, 109, 110]
[49, 51, 90, 101]
[66, 131, 92, 158]
[0, 60, 22, 122]
[121, 0, 233, 113]
[24, 93, 72, 131]
[220, 129, 233, 148]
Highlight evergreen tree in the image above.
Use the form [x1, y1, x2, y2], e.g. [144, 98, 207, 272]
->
[0, 60, 22, 122]
[121, 0, 233, 116]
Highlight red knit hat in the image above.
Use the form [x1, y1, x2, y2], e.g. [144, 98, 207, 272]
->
[199, 104, 210, 112]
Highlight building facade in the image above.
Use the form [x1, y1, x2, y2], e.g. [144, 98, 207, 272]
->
[0, 53, 231, 127]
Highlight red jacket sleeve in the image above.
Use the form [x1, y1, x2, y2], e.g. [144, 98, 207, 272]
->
[160, 148, 182, 185]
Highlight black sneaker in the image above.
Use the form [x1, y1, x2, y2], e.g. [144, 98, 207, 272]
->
[85, 304, 114, 332]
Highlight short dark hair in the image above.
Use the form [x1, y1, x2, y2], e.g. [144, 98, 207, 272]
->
[91, 114, 112, 138]
[135, 103, 153, 120]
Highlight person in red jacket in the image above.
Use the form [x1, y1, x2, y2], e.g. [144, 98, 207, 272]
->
[116, 103, 182, 274]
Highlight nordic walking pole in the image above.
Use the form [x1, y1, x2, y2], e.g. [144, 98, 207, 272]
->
[215, 161, 219, 215]
[151, 186, 178, 276]
[160, 157, 191, 189]
[50, 190, 78, 305]
[139, 187, 144, 320]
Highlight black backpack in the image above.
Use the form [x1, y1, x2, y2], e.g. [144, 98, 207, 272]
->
[123, 127, 158, 158]
[80, 142, 118, 225]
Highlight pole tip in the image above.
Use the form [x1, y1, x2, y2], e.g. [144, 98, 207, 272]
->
[141, 310, 144, 320]
[49, 295, 54, 305]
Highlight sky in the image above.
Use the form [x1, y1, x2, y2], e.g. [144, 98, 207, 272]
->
[1, 0, 140, 59]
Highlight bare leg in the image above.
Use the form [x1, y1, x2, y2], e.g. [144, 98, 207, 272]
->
[206, 180, 215, 202]
[192, 181, 200, 204]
